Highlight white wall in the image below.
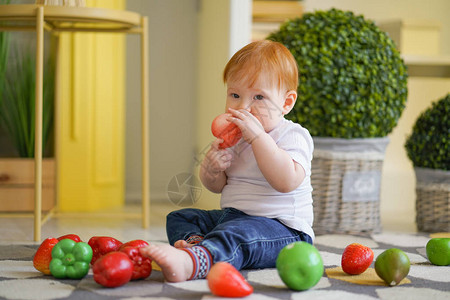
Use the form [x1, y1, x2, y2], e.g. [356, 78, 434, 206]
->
[125, 0, 198, 203]
[194, 0, 252, 209]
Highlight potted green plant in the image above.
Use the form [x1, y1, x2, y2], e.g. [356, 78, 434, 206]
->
[405, 93, 449, 232]
[0, 1, 9, 108]
[0, 38, 56, 212]
[268, 8, 408, 234]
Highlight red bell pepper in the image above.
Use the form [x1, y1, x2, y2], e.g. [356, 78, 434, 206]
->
[120, 246, 152, 280]
[118, 239, 149, 251]
[88, 236, 123, 265]
[57, 234, 82, 243]
[93, 252, 133, 288]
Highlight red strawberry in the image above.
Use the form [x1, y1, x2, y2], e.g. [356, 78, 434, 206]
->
[207, 262, 253, 298]
[341, 243, 374, 275]
[57, 234, 82, 242]
[33, 237, 59, 275]
[211, 113, 242, 149]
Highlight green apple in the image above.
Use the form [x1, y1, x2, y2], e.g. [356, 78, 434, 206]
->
[276, 242, 323, 291]
[426, 238, 450, 266]
[375, 248, 410, 286]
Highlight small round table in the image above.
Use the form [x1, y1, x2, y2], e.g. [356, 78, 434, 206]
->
[0, 4, 150, 241]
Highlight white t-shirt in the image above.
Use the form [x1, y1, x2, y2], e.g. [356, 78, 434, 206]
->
[221, 118, 315, 240]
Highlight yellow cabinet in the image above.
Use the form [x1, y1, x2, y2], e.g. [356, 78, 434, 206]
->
[57, 0, 126, 212]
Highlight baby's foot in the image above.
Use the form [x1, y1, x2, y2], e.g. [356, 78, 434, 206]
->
[174, 240, 194, 249]
[140, 244, 193, 282]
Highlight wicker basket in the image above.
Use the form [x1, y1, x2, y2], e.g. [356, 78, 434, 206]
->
[414, 167, 450, 232]
[311, 137, 389, 235]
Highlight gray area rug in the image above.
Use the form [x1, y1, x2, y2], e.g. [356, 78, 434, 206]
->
[0, 232, 449, 300]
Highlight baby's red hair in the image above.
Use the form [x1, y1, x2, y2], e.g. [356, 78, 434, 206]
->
[223, 40, 298, 92]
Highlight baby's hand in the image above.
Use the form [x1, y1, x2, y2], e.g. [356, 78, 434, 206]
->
[201, 138, 233, 177]
[228, 108, 265, 144]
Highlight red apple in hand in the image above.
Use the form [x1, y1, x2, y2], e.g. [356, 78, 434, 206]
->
[211, 113, 242, 149]
[341, 243, 374, 275]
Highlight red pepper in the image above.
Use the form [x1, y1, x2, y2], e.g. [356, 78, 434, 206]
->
[93, 252, 133, 288]
[120, 246, 152, 280]
[57, 234, 82, 242]
[88, 236, 123, 265]
[118, 239, 149, 251]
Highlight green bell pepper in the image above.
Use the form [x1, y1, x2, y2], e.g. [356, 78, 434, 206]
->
[49, 239, 93, 279]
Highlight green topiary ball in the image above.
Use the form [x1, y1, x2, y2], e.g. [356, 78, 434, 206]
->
[268, 8, 408, 138]
[405, 94, 450, 171]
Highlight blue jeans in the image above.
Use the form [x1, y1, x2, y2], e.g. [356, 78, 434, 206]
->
[166, 207, 312, 270]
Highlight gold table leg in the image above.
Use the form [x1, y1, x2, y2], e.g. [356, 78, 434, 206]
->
[34, 6, 44, 242]
[141, 16, 150, 229]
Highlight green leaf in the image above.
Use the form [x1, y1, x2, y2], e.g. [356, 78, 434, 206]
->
[0, 46, 55, 158]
